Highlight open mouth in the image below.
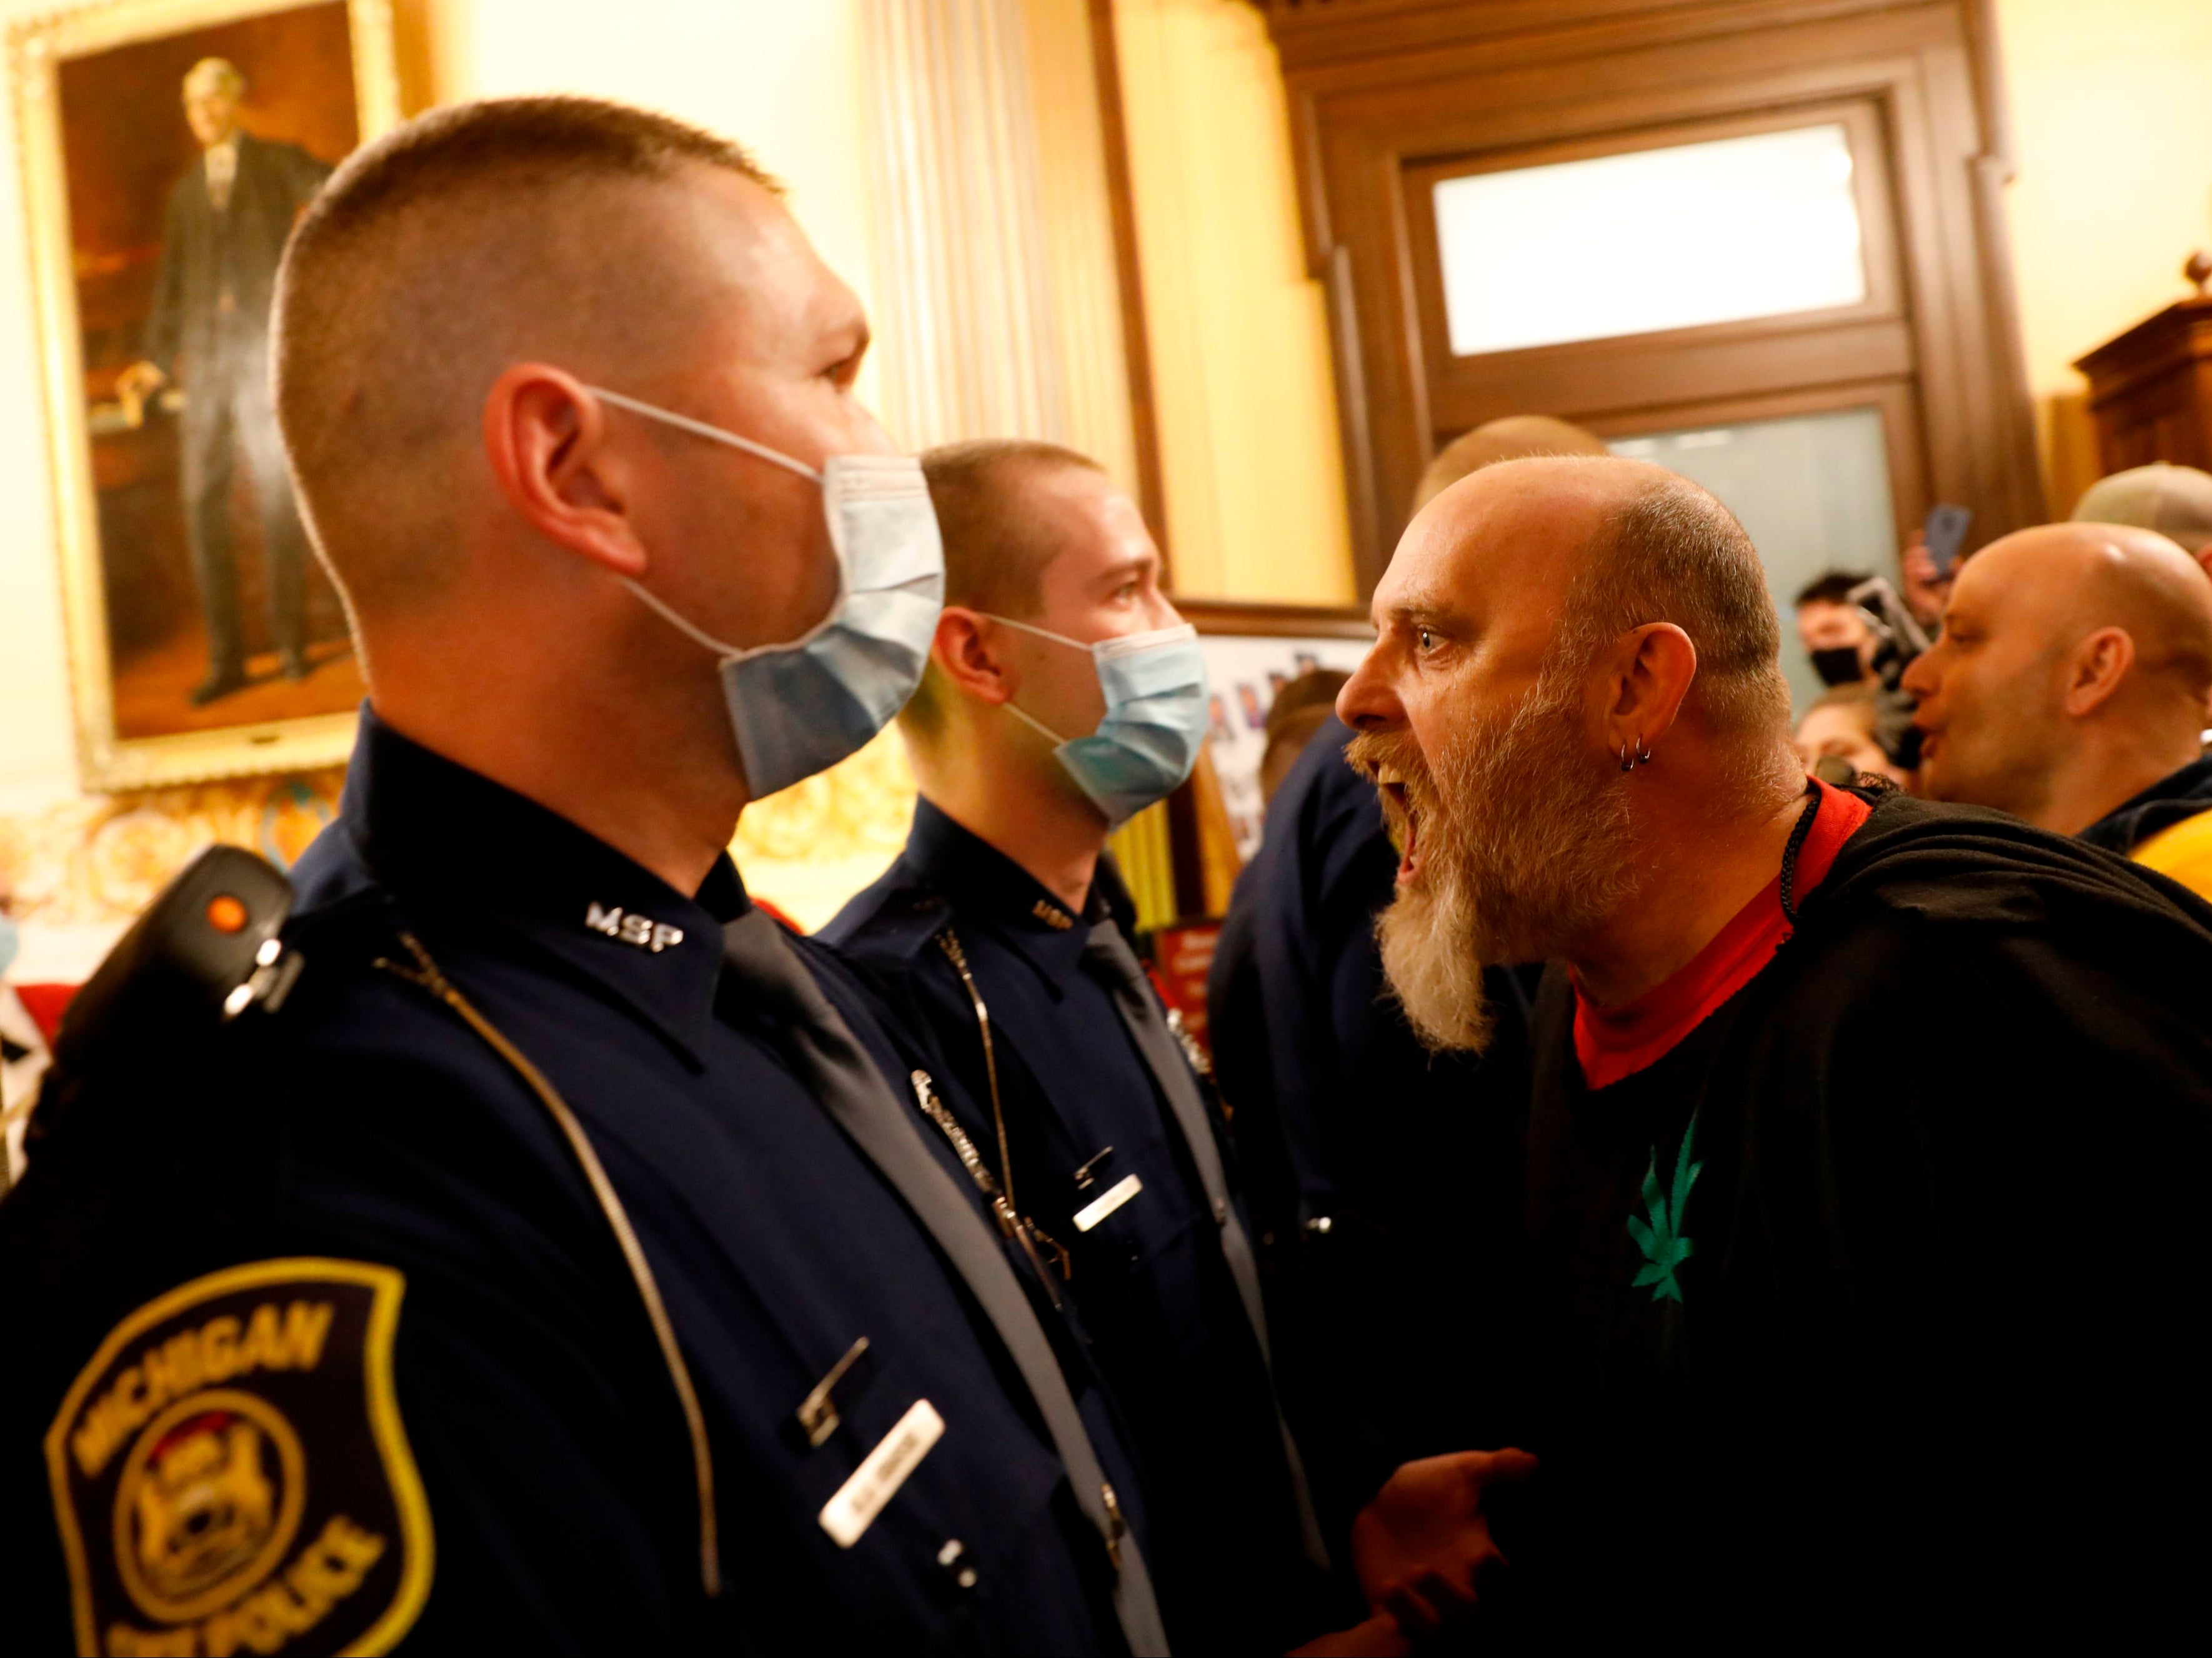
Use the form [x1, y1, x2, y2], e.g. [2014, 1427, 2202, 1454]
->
[1373, 769, 1422, 885]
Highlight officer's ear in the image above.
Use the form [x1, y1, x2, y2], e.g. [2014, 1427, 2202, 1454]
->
[933, 607, 1015, 706]
[482, 364, 649, 578]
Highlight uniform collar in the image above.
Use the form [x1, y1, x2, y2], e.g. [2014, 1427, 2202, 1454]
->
[906, 798, 1111, 991]
[2079, 754, 2212, 854]
[338, 707, 740, 1065]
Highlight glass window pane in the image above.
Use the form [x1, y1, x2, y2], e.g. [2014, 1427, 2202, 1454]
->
[1609, 408, 1895, 716]
[1433, 124, 1867, 355]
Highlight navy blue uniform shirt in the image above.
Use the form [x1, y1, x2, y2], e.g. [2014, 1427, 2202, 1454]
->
[1207, 717, 1535, 1539]
[825, 800, 1334, 1654]
[0, 713, 1148, 1655]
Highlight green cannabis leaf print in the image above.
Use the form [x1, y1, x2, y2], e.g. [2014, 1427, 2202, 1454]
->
[1627, 1112, 1702, 1304]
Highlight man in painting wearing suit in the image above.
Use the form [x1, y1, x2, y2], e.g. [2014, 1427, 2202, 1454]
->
[116, 56, 332, 706]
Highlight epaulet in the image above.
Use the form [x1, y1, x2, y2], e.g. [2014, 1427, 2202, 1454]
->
[31, 846, 303, 1139]
[816, 878, 951, 966]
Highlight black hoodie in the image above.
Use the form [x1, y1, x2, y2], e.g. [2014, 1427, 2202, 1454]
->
[1511, 789, 2212, 1643]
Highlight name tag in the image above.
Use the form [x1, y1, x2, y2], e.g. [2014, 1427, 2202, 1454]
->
[819, 1399, 944, 1547]
[1072, 1173, 1144, 1233]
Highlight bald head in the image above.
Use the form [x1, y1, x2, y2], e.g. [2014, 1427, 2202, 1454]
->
[2071, 463, 2212, 557]
[1412, 414, 1609, 512]
[1905, 521, 2212, 829]
[1340, 457, 1801, 1036]
[273, 97, 782, 617]
[1400, 455, 1790, 738]
[1980, 522, 2212, 681]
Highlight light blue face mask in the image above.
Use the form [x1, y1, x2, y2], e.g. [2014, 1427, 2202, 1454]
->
[589, 386, 945, 799]
[0, 912, 17, 981]
[989, 617, 1212, 827]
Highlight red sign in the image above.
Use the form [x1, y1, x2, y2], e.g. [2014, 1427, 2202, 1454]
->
[1148, 921, 1221, 1058]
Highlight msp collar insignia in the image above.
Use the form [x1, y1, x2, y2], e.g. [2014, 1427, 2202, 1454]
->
[585, 901, 685, 953]
[44, 1259, 431, 1657]
[1030, 899, 1074, 932]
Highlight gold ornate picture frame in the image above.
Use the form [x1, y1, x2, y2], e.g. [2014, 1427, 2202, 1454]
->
[11, 0, 399, 790]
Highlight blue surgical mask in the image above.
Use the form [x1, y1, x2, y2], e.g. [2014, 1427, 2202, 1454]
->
[0, 913, 17, 981]
[989, 617, 1211, 827]
[589, 386, 945, 798]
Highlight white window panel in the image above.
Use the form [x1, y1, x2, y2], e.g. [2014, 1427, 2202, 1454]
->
[1433, 124, 1867, 356]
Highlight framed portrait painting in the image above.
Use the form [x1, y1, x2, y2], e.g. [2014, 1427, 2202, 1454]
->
[11, 0, 399, 789]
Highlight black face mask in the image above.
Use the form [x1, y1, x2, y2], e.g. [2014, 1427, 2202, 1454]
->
[1811, 646, 1864, 687]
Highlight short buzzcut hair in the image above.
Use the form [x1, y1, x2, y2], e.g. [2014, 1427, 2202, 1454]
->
[900, 439, 1106, 742]
[921, 439, 1106, 615]
[1558, 467, 1792, 737]
[273, 96, 778, 617]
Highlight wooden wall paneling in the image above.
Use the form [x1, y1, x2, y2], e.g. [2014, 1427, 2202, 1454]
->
[1253, 0, 2042, 590]
[2074, 297, 2212, 474]
[1175, 596, 1375, 637]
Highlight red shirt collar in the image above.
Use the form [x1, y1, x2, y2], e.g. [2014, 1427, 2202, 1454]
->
[1572, 781, 1873, 1091]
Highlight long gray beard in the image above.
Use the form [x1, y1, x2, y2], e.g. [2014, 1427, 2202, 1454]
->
[1375, 676, 1637, 1055]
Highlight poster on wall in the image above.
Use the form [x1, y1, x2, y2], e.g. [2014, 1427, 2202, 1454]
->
[11, 0, 400, 790]
[1187, 606, 1373, 861]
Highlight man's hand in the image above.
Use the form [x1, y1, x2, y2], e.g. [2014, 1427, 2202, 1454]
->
[114, 360, 167, 427]
[1351, 1447, 1538, 1637]
[1899, 529, 1950, 631]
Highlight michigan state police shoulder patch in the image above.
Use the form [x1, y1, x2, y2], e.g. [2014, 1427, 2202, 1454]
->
[44, 1258, 432, 1657]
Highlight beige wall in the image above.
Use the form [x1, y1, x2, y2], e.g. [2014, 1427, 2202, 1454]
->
[1999, 0, 2212, 400]
[1996, 0, 2212, 511]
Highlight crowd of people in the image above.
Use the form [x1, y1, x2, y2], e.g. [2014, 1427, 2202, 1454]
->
[1783, 456, 2212, 895]
[2, 93, 2210, 1656]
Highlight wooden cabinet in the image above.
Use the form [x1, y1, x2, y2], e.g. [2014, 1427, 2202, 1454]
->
[2073, 264, 2212, 475]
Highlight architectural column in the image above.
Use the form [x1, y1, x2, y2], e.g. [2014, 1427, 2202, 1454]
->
[860, 0, 1140, 488]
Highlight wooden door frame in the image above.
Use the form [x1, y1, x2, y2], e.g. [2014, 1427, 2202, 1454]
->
[1249, 0, 2041, 595]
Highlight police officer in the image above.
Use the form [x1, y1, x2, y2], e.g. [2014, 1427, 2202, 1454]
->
[0, 99, 1166, 1656]
[824, 442, 1510, 1655]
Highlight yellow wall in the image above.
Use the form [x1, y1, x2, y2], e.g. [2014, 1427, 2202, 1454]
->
[7, 0, 2209, 961]
[1998, 0, 2212, 406]
[1110, 0, 1355, 607]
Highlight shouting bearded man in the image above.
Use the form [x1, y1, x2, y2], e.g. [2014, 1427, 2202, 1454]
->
[1335, 457, 2212, 1641]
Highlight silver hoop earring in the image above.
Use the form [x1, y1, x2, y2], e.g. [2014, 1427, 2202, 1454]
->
[1635, 737, 1653, 767]
[1618, 742, 1635, 773]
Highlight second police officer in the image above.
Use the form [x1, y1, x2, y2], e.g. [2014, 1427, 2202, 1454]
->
[827, 441, 1483, 1654]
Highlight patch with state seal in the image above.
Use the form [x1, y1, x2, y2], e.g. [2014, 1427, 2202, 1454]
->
[44, 1259, 432, 1657]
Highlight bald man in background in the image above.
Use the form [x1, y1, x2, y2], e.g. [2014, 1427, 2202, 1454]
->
[1338, 455, 2212, 1640]
[1411, 414, 1610, 512]
[1905, 521, 2212, 896]
[2071, 462, 2212, 562]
